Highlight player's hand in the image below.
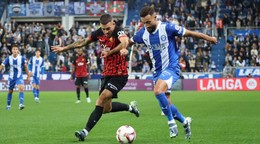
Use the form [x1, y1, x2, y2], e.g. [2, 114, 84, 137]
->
[120, 49, 128, 56]
[51, 46, 65, 53]
[211, 37, 217, 45]
[101, 51, 109, 58]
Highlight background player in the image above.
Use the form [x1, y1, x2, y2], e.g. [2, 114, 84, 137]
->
[71, 48, 91, 104]
[28, 49, 45, 103]
[52, 14, 140, 142]
[0, 44, 30, 110]
[130, 6, 217, 140]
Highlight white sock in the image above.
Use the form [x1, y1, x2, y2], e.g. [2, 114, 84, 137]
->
[82, 129, 88, 136]
[168, 119, 176, 125]
[128, 105, 132, 111]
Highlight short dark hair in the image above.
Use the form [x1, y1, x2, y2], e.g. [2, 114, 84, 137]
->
[140, 6, 155, 17]
[100, 14, 113, 25]
[35, 48, 41, 52]
[11, 44, 19, 49]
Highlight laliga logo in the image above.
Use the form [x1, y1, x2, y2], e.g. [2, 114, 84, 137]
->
[246, 79, 257, 90]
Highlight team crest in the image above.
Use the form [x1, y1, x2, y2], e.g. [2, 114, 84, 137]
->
[161, 35, 166, 41]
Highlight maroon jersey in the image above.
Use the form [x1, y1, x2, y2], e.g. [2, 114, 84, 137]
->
[90, 26, 128, 76]
[73, 55, 88, 77]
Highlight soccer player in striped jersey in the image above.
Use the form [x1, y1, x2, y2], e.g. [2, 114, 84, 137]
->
[0, 44, 30, 110]
[130, 6, 217, 140]
[52, 14, 140, 142]
[28, 49, 44, 103]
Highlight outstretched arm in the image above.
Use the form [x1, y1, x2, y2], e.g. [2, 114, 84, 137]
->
[52, 36, 92, 53]
[184, 29, 217, 44]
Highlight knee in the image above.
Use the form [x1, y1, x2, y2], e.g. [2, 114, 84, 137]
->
[103, 106, 112, 114]
[154, 87, 164, 96]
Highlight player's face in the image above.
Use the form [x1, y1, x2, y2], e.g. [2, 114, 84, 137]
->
[12, 47, 19, 56]
[101, 21, 115, 37]
[141, 14, 157, 33]
[77, 49, 83, 55]
[35, 51, 41, 57]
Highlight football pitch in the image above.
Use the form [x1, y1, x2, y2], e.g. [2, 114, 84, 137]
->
[0, 91, 259, 144]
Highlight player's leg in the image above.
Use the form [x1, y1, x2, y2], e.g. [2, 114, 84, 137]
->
[154, 78, 178, 138]
[82, 77, 91, 103]
[168, 72, 192, 140]
[75, 77, 81, 103]
[17, 78, 25, 110]
[6, 79, 16, 110]
[74, 77, 114, 141]
[35, 77, 41, 102]
[106, 76, 139, 117]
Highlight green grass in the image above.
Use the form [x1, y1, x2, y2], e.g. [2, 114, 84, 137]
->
[0, 91, 260, 144]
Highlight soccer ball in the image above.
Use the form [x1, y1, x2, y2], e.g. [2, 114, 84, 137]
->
[116, 125, 136, 144]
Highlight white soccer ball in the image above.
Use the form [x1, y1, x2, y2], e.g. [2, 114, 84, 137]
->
[116, 125, 136, 144]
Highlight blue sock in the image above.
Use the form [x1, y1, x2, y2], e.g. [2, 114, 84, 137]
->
[19, 92, 24, 104]
[33, 88, 37, 97]
[36, 89, 40, 98]
[7, 93, 12, 106]
[156, 93, 173, 121]
[171, 104, 185, 123]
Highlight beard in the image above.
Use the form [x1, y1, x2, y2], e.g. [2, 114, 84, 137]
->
[147, 25, 156, 33]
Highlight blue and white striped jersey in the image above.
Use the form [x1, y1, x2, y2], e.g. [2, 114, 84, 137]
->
[2, 55, 26, 79]
[29, 56, 45, 78]
[132, 21, 185, 77]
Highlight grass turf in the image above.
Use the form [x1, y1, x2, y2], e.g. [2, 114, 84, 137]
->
[0, 91, 259, 144]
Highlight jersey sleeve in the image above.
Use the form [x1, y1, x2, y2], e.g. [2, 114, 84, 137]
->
[166, 23, 186, 37]
[131, 29, 144, 44]
[21, 56, 26, 65]
[90, 28, 101, 42]
[114, 27, 127, 39]
[2, 57, 9, 66]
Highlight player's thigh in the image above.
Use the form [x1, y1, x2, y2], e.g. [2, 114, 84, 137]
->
[16, 78, 24, 91]
[158, 69, 180, 90]
[97, 89, 113, 106]
[75, 77, 82, 86]
[102, 76, 128, 99]
[82, 77, 88, 87]
[8, 78, 16, 90]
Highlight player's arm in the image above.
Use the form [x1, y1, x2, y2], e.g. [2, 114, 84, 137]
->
[41, 60, 45, 80]
[52, 36, 92, 53]
[28, 58, 32, 76]
[184, 29, 217, 44]
[101, 32, 129, 58]
[24, 63, 30, 81]
[70, 63, 75, 80]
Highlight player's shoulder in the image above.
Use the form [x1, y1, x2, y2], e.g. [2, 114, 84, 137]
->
[113, 26, 125, 37]
[135, 27, 145, 35]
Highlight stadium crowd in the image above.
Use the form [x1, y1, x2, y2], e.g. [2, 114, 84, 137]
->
[0, 0, 259, 75]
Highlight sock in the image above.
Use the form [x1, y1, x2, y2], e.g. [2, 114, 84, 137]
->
[156, 93, 174, 121]
[76, 87, 80, 100]
[171, 104, 185, 124]
[85, 106, 103, 132]
[110, 102, 129, 112]
[7, 93, 12, 106]
[19, 92, 24, 105]
[33, 88, 37, 97]
[36, 89, 40, 98]
[84, 88, 89, 98]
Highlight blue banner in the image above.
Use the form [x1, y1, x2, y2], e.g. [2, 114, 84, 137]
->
[26, 2, 43, 17]
[8, 4, 26, 16]
[235, 68, 260, 78]
[54, 2, 65, 16]
[44, 2, 54, 16]
[73, 2, 86, 15]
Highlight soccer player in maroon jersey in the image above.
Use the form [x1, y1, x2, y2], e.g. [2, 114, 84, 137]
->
[52, 14, 140, 142]
[71, 48, 91, 104]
